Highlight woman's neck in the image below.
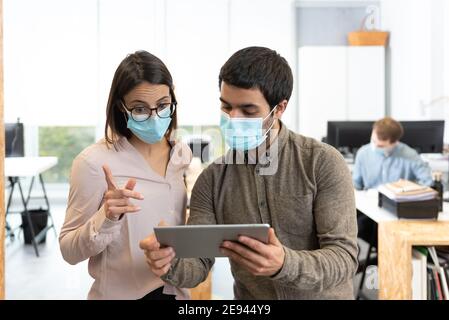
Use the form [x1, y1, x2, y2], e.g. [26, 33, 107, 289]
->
[128, 135, 170, 159]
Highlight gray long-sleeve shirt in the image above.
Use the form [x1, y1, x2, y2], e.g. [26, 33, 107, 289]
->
[162, 122, 358, 299]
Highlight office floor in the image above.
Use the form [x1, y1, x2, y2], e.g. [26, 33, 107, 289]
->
[4, 184, 376, 300]
[5, 200, 91, 299]
[4, 186, 234, 300]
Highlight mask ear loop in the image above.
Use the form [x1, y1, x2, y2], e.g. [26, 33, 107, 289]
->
[263, 105, 278, 139]
[257, 105, 279, 161]
[164, 100, 177, 145]
[120, 100, 130, 123]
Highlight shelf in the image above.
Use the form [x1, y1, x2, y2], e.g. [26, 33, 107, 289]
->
[378, 220, 449, 299]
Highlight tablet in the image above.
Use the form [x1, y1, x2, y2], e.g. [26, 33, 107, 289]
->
[153, 224, 270, 258]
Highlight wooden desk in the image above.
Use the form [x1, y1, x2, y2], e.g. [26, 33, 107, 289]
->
[355, 189, 449, 299]
[190, 272, 212, 300]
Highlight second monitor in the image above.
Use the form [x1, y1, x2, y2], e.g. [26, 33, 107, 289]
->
[326, 120, 445, 156]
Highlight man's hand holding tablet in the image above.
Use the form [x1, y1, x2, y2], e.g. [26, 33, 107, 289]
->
[139, 223, 285, 277]
[220, 227, 285, 277]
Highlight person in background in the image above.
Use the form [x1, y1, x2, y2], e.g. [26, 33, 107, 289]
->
[352, 116, 433, 280]
[59, 51, 192, 300]
[353, 116, 433, 190]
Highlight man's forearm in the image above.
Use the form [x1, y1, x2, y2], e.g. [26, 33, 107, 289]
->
[161, 257, 215, 288]
[271, 244, 358, 291]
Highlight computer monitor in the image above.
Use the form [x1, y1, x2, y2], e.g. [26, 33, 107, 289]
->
[5, 122, 24, 157]
[326, 120, 445, 155]
[326, 121, 373, 156]
[401, 121, 444, 153]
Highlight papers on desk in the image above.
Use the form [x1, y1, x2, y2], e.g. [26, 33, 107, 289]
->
[378, 179, 437, 202]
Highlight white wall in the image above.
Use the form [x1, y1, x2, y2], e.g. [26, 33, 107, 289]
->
[165, 0, 229, 127]
[3, 0, 98, 126]
[298, 46, 385, 140]
[381, 0, 449, 141]
[299, 46, 347, 140]
[96, 0, 166, 138]
[5, 0, 447, 143]
[3, 0, 298, 140]
[381, 0, 431, 120]
[229, 0, 297, 131]
[445, 0, 449, 102]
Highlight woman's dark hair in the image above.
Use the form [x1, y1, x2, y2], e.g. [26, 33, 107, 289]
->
[105, 50, 177, 148]
[218, 46, 293, 109]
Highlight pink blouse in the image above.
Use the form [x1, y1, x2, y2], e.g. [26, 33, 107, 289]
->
[59, 137, 192, 299]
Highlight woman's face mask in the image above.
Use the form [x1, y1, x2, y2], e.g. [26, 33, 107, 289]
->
[125, 106, 173, 144]
[220, 106, 277, 151]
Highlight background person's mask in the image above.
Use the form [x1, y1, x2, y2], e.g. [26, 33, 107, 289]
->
[370, 141, 396, 157]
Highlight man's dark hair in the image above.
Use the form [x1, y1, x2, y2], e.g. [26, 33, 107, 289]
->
[218, 46, 293, 109]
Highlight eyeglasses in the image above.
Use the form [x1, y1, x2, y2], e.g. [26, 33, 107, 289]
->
[121, 100, 176, 122]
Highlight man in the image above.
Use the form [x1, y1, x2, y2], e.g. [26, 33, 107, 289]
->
[140, 46, 358, 299]
[353, 117, 433, 190]
[353, 117, 433, 256]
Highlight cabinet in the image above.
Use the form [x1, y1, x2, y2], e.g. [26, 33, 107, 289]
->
[379, 221, 449, 299]
[298, 46, 385, 141]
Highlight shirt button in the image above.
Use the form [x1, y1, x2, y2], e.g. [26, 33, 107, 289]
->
[260, 201, 265, 207]
[255, 168, 260, 174]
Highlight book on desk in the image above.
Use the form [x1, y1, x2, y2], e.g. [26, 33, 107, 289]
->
[378, 180, 440, 219]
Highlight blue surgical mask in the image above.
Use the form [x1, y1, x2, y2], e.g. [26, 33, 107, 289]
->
[126, 107, 172, 144]
[220, 106, 277, 151]
[370, 141, 395, 157]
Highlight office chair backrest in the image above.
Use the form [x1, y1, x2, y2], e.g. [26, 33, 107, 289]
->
[5, 121, 25, 157]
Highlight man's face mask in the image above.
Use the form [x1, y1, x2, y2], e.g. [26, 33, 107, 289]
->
[220, 106, 277, 151]
[370, 140, 396, 156]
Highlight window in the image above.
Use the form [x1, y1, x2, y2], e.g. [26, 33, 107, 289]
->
[39, 126, 96, 183]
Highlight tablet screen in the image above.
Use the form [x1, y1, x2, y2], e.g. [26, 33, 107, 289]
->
[153, 224, 270, 258]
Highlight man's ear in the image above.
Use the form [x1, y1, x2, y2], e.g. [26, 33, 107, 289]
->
[274, 100, 288, 119]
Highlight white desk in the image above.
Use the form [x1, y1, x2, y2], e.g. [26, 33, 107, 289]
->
[355, 189, 449, 222]
[420, 153, 449, 173]
[5, 156, 58, 257]
[5, 156, 58, 177]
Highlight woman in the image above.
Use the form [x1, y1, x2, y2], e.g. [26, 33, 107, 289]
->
[59, 51, 192, 300]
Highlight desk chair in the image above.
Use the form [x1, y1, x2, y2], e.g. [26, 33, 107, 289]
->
[184, 135, 211, 164]
[5, 174, 57, 257]
[356, 210, 378, 299]
[4, 121, 57, 256]
[4, 120, 24, 242]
